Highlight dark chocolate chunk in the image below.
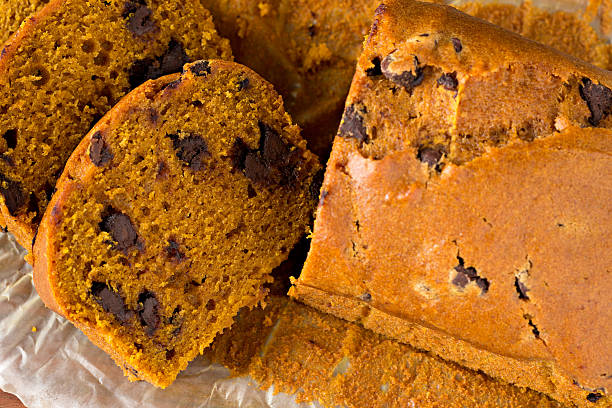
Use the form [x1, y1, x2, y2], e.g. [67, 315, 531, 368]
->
[100, 212, 139, 252]
[417, 146, 444, 168]
[381, 54, 424, 92]
[91, 282, 133, 323]
[243, 153, 269, 184]
[162, 79, 181, 91]
[232, 123, 300, 186]
[260, 122, 290, 166]
[166, 349, 176, 360]
[579, 78, 612, 126]
[451, 37, 462, 53]
[0, 174, 25, 216]
[165, 239, 185, 262]
[365, 57, 382, 77]
[587, 393, 603, 403]
[138, 290, 160, 336]
[474, 277, 490, 293]
[515, 277, 530, 300]
[167, 133, 209, 171]
[188, 60, 211, 77]
[437, 72, 458, 92]
[452, 270, 470, 288]
[128, 39, 189, 89]
[123, 0, 156, 36]
[236, 77, 250, 91]
[453, 257, 489, 294]
[339, 105, 367, 142]
[89, 131, 113, 167]
[358, 292, 372, 302]
[2, 129, 17, 149]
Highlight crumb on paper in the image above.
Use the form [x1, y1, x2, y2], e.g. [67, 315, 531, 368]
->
[31, 326, 37, 332]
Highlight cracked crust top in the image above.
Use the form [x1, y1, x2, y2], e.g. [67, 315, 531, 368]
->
[292, 1, 612, 407]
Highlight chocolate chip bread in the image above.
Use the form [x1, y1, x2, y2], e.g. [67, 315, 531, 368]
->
[33, 60, 320, 388]
[0, 0, 48, 44]
[291, 1, 612, 407]
[0, 0, 232, 252]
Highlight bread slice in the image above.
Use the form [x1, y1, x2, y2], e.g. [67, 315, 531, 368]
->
[33, 60, 320, 387]
[291, 1, 612, 406]
[0, 0, 232, 251]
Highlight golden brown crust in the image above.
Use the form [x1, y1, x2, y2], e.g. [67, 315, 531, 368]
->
[293, 1, 612, 407]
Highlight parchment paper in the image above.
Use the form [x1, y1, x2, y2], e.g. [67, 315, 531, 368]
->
[0, 0, 609, 407]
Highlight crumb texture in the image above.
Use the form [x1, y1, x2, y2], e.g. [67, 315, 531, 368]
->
[0, 0, 232, 248]
[34, 60, 320, 388]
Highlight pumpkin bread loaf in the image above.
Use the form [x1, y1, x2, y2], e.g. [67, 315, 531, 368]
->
[0, 0, 232, 251]
[0, 0, 48, 44]
[33, 60, 321, 388]
[291, 1, 612, 407]
[201, 0, 612, 159]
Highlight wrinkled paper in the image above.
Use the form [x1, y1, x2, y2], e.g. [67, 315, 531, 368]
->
[0, 0, 608, 406]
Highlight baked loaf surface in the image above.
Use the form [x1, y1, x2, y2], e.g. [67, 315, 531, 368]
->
[33, 60, 320, 387]
[208, 295, 564, 408]
[0, 0, 48, 44]
[0, 0, 232, 251]
[291, 1, 612, 407]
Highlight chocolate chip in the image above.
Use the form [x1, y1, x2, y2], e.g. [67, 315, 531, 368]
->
[381, 54, 424, 92]
[236, 77, 250, 91]
[188, 60, 211, 77]
[165, 239, 185, 262]
[452, 271, 470, 288]
[579, 78, 612, 126]
[100, 212, 139, 252]
[515, 277, 530, 300]
[587, 393, 603, 403]
[453, 257, 489, 294]
[451, 37, 462, 53]
[89, 131, 113, 167]
[366, 57, 382, 76]
[417, 146, 444, 168]
[167, 133, 209, 171]
[474, 277, 490, 293]
[233, 123, 299, 186]
[91, 282, 133, 323]
[339, 105, 367, 142]
[358, 292, 372, 301]
[2, 129, 17, 149]
[128, 39, 189, 89]
[437, 72, 458, 92]
[0, 174, 25, 215]
[123, 0, 156, 36]
[166, 349, 175, 360]
[260, 122, 290, 166]
[309, 169, 325, 201]
[162, 79, 181, 91]
[138, 290, 160, 336]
